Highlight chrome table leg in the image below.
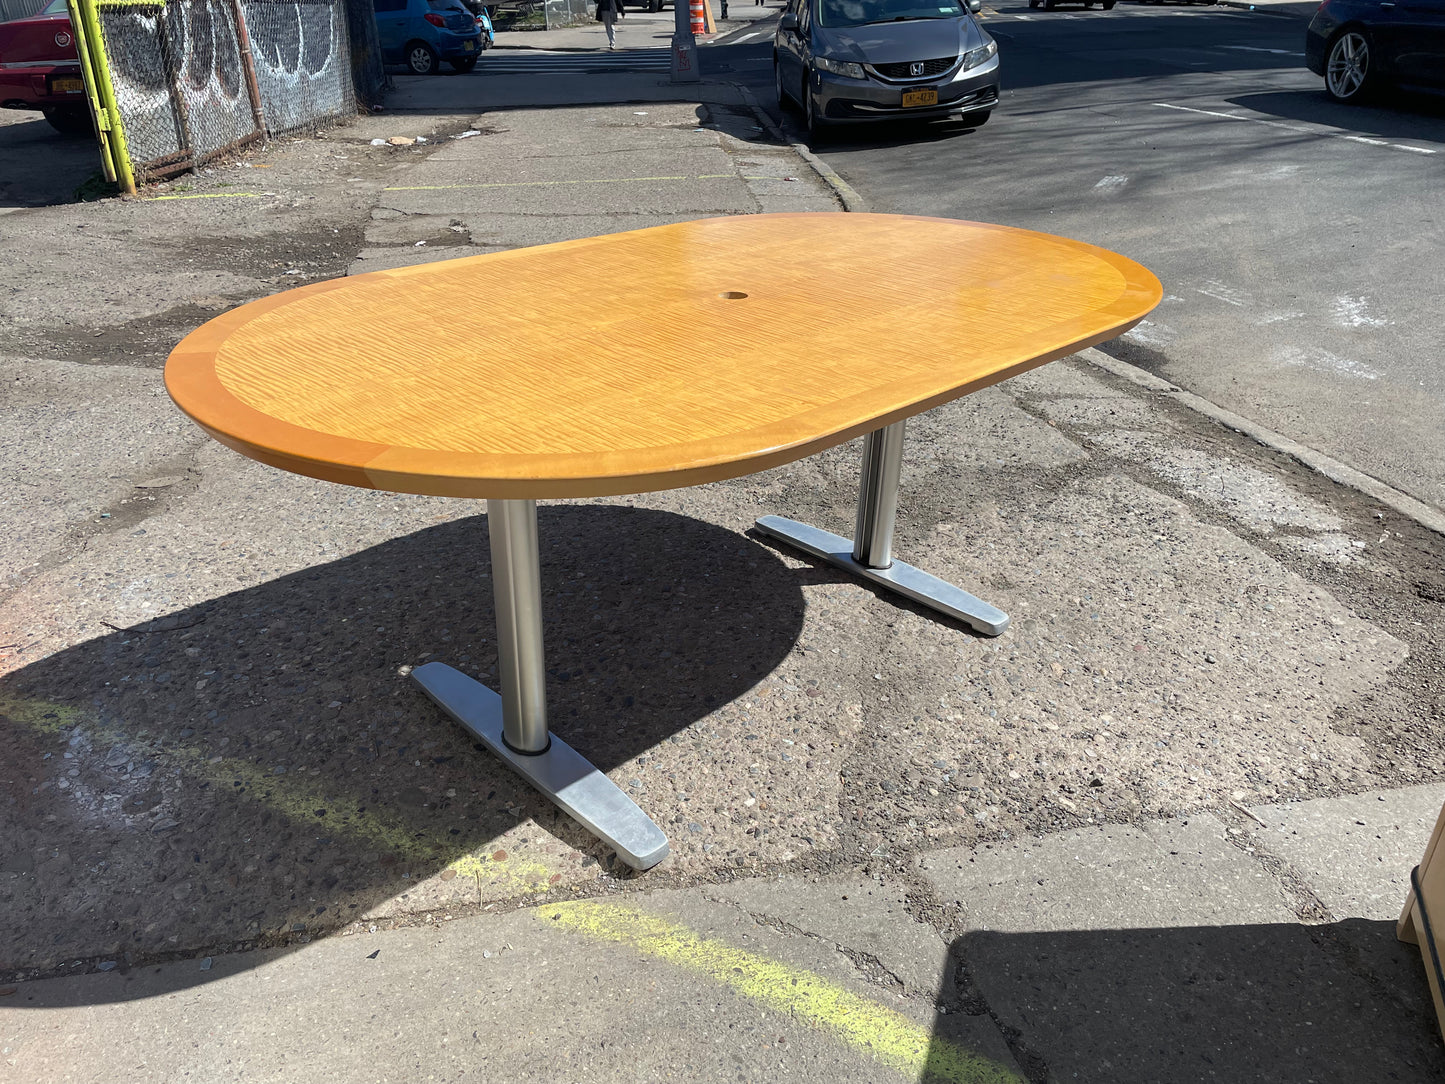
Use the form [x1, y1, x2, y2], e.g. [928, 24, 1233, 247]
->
[411, 498, 670, 871]
[755, 420, 1009, 636]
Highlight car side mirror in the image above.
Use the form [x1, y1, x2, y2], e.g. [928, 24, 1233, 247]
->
[779, 11, 798, 31]
[967, 0, 981, 11]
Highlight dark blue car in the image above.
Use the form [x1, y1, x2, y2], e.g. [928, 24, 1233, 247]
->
[1305, 0, 1445, 103]
[374, 0, 484, 74]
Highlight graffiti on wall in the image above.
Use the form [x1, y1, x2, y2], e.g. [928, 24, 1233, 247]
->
[96, 0, 351, 177]
[241, 0, 349, 135]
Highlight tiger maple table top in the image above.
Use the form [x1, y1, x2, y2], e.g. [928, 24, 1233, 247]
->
[165, 213, 1161, 499]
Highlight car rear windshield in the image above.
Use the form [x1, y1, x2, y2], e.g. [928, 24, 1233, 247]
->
[426, 0, 468, 9]
[42, 0, 69, 14]
[818, 0, 963, 27]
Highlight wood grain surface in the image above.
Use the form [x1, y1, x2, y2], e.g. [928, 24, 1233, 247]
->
[165, 213, 1162, 498]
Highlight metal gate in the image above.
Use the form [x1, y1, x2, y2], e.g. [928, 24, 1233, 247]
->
[68, 0, 355, 191]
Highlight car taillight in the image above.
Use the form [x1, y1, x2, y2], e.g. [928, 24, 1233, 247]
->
[424, 12, 446, 25]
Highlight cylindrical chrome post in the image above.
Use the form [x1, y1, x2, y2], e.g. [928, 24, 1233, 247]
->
[487, 499, 549, 754]
[852, 420, 906, 569]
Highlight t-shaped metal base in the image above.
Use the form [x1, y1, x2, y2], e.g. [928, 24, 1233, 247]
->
[412, 499, 669, 872]
[412, 661, 669, 871]
[755, 420, 1009, 637]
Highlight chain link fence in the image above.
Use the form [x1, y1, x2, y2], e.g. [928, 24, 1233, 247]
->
[90, 0, 354, 183]
[543, 0, 588, 29]
[341, 0, 385, 108]
[240, 0, 351, 133]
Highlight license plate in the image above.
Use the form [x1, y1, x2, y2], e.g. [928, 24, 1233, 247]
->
[901, 88, 938, 108]
[51, 77, 84, 94]
[463, 40, 475, 50]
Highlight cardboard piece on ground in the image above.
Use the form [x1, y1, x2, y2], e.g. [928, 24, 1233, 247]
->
[1398, 797, 1445, 1041]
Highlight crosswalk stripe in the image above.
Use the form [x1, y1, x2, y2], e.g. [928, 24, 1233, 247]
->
[474, 49, 673, 75]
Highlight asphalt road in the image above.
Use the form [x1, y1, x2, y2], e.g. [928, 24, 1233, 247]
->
[745, 3, 1445, 515]
[0, 108, 103, 210]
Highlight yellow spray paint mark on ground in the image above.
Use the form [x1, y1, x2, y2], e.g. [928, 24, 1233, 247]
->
[0, 694, 557, 896]
[0, 695, 86, 735]
[383, 174, 735, 192]
[445, 849, 556, 888]
[538, 901, 1025, 1084]
[145, 192, 268, 201]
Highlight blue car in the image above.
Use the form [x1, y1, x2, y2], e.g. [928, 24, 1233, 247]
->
[374, 0, 484, 74]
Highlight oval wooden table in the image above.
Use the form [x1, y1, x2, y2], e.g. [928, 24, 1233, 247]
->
[166, 213, 1162, 871]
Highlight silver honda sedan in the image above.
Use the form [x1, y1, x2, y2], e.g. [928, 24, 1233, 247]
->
[774, 0, 1000, 137]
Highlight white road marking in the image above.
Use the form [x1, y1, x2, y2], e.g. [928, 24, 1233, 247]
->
[1092, 174, 1128, 192]
[1155, 101, 1438, 156]
[1156, 101, 1313, 132]
[1238, 163, 1302, 179]
[1124, 319, 1177, 347]
[1221, 44, 1304, 56]
[1255, 310, 1305, 325]
[1195, 280, 1250, 307]
[1332, 295, 1390, 328]
[733, 30, 762, 40]
[1276, 345, 1381, 381]
[1157, 102, 1244, 120]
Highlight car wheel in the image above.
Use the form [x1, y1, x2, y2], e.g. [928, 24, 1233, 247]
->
[42, 105, 92, 136]
[450, 55, 478, 72]
[1102, 1, 1115, 7]
[1325, 29, 1373, 103]
[957, 109, 991, 128]
[774, 56, 793, 109]
[1043, 0, 1056, 9]
[1028, 0, 1039, 7]
[407, 41, 440, 75]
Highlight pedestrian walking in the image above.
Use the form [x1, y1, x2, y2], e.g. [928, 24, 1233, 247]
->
[596, 0, 625, 49]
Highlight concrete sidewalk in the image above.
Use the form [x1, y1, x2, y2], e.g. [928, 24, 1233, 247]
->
[3, 23, 1445, 1084]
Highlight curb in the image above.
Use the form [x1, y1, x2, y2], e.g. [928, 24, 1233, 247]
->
[733, 83, 871, 212]
[1081, 347, 1445, 538]
[1215, 0, 1318, 16]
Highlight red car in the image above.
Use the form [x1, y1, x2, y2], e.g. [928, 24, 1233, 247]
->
[0, 0, 90, 134]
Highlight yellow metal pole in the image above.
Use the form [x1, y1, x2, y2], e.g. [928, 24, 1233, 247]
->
[77, 0, 136, 194]
[64, 0, 115, 182]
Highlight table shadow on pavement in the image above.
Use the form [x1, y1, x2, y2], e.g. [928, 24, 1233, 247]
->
[931, 919, 1445, 1083]
[0, 504, 805, 995]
